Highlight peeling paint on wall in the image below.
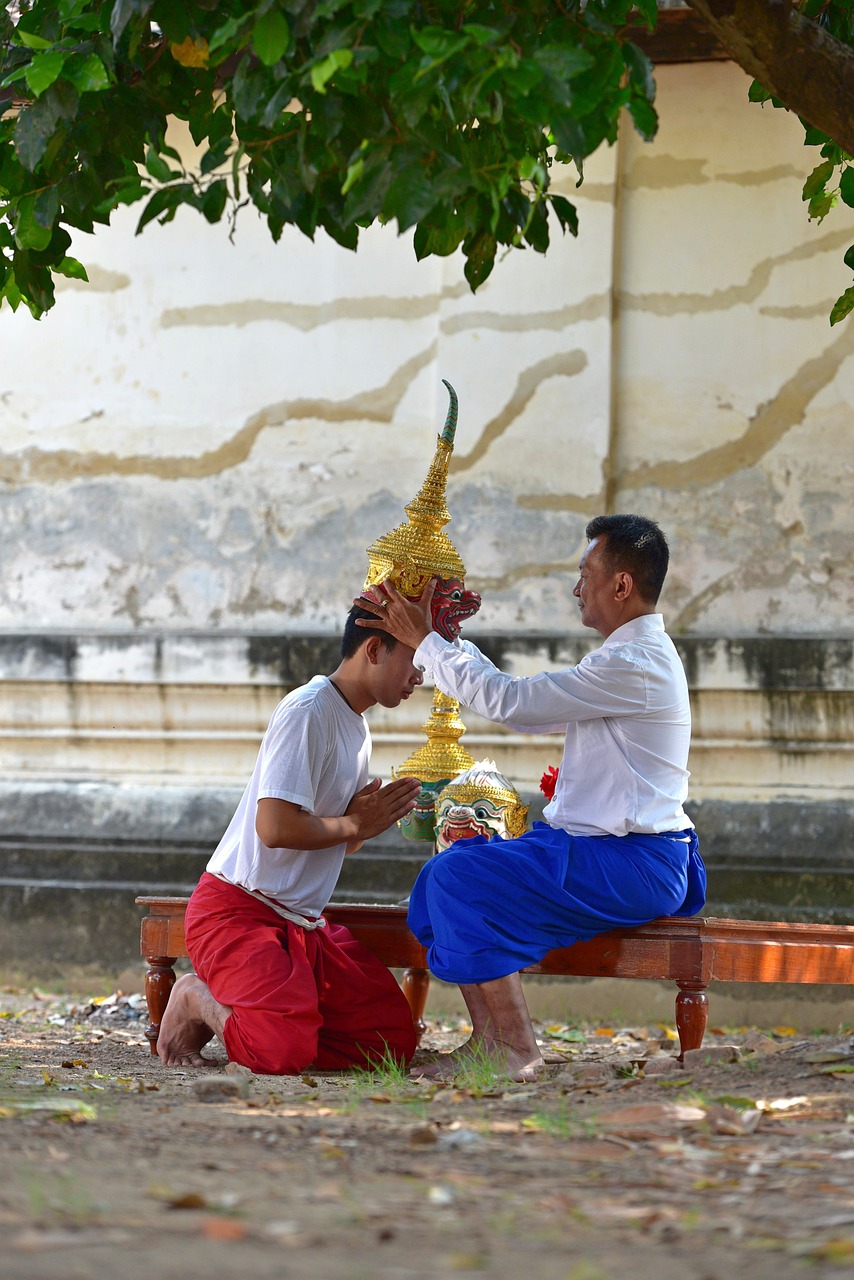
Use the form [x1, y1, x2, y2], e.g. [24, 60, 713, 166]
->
[0, 63, 852, 639]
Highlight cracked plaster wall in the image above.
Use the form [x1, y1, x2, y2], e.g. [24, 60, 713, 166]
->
[0, 62, 852, 638]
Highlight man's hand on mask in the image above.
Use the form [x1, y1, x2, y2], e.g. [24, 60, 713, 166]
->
[355, 578, 436, 650]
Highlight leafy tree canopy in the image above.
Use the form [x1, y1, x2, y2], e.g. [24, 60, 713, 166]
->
[0, 0, 853, 322]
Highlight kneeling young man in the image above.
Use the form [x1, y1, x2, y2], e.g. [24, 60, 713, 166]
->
[157, 607, 423, 1074]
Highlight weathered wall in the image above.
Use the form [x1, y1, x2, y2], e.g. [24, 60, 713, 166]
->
[1, 63, 852, 636]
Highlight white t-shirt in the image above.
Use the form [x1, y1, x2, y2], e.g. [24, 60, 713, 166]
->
[415, 614, 693, 838]
[207, 676, 371, 916]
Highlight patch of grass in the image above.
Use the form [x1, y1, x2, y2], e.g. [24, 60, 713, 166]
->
[353, 1044, 412, 1088]
[347, 1044, 428, 1112]
[522, 1100, 598, 1139]
[442, 1038, 506, 1095]
[19, 1171, 102, 1223]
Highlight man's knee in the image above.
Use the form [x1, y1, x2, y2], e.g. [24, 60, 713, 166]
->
[225, 1014, 319, 1076]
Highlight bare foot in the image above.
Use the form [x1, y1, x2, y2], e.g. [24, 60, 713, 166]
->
[157, 974, 227, 1067]
[410, 1041, 546, 1084]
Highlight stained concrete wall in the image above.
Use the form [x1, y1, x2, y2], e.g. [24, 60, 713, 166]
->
[0, 61, 853, 973]
[1, 62, 851, 638]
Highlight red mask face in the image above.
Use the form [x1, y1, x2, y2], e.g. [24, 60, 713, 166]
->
[429, 577, 481, 640]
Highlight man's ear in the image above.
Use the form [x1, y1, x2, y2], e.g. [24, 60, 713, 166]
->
[614, 571, 634, 600]
[364, 634, 387, 665]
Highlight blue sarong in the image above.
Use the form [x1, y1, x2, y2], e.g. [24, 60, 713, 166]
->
[407, 823, 706, 986]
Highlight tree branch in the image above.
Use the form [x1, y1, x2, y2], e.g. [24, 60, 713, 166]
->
[683, 0, 854, 155]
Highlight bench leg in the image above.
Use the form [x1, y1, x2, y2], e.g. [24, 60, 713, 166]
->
[675, 981, 709, 1059]
[401, 967, 430, 1044]
[143, 955, 177, 1055]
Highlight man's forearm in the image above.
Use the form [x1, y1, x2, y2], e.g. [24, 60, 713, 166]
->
[256, 802, 357, 851]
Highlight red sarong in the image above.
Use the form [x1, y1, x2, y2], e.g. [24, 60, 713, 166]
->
[185, 872, 417, 1075]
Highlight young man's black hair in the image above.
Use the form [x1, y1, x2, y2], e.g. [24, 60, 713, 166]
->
[341, 604, 399, 659]
[584, 514, 670, 605]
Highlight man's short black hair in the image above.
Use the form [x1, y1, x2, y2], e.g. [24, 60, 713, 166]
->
[584, 514, 670, 604]
[341, 604, 398, 659]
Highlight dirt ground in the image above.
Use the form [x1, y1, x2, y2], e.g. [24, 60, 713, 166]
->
[2, 988, 854, 1280]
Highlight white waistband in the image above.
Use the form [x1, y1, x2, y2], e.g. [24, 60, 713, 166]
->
[212, 874, 327, 931]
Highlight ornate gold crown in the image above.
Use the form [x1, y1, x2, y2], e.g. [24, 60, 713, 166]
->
[393, 688, 474, 784]
[364, 380, 466, 597]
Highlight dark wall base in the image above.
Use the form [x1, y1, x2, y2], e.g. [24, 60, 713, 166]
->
[0, 783, 851, 974]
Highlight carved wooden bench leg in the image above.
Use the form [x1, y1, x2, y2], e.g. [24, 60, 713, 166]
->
[675, 981, 709, 1059]
[143, 955, 177, 1055]
[401, 967, 430, 1044]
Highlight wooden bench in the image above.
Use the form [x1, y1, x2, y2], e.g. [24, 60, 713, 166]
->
[136, 896, 854, 1061]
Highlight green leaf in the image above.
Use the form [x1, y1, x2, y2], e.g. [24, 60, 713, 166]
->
[14, 196, 52, 250]
[524, 198, 549, 252]
[252, 11, 291, 67]
[413, 209, 464, 260]
[843, 244, 854, 271]
[135, 183, 193, 233]
[260, 81, 297, 130]
[748, 79, 772, 103]
[410, 27, 469, 60]
[519, 154, 546, 186]
[550, 194, 579, 237]
[461, 23, 502, 46]
[840, 167, 854, 208]
[0, 64, 30, 90]
[341, 155, 364, 197]
[15, 31, 54, 51]
[463, 228, 497, 290]
[13, 82, 78, 171]
[802, 159, 835, 199]
[111, 0, 152, 45]
[209, 12, 254, 57]
[628, 95, 658, 141]
[808, 189, 837, 221]
[803, 125, 827, 146]
[549, 109, 586, 158]
[145, 147, 179, 183]
[64, 52, 110, 95]
[830, 286, 854, 325]
[533, 44, 594, 88]
[0, 274, 24, 313]
[33, 186, 59, 228]
[200, 138, 232, 176]
[54, 255, 88, 281]
[623, 42, 655, 99]
[25, 51, 66, 98]
[202, 179, 227, 223]
[632, 0, 658, 29]
[383, 165, 437, 231]
[232, 58, 269, 121]
[310, 48, 353, 94]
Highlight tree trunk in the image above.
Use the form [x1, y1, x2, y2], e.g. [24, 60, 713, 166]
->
[683, 0, 854, 156]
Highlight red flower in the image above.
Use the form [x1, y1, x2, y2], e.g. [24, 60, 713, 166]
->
[539, 766, 559, 800]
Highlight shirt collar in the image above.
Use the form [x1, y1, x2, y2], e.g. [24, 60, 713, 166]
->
[600, 613, 665, 649]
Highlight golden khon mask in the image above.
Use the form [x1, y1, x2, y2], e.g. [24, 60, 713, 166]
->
[435, 760, 529, 853]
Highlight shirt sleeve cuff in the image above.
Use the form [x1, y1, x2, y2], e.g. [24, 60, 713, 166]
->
[414, 631, 454, 675]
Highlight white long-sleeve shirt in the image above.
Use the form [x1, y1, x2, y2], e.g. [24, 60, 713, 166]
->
[414, 614, 693, 838]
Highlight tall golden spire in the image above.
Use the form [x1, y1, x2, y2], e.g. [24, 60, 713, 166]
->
[364, 380, 466, 597]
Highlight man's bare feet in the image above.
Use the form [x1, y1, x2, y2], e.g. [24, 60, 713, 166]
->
[410, 1040, 546, 1084]
[157, 974, 229, 1068]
